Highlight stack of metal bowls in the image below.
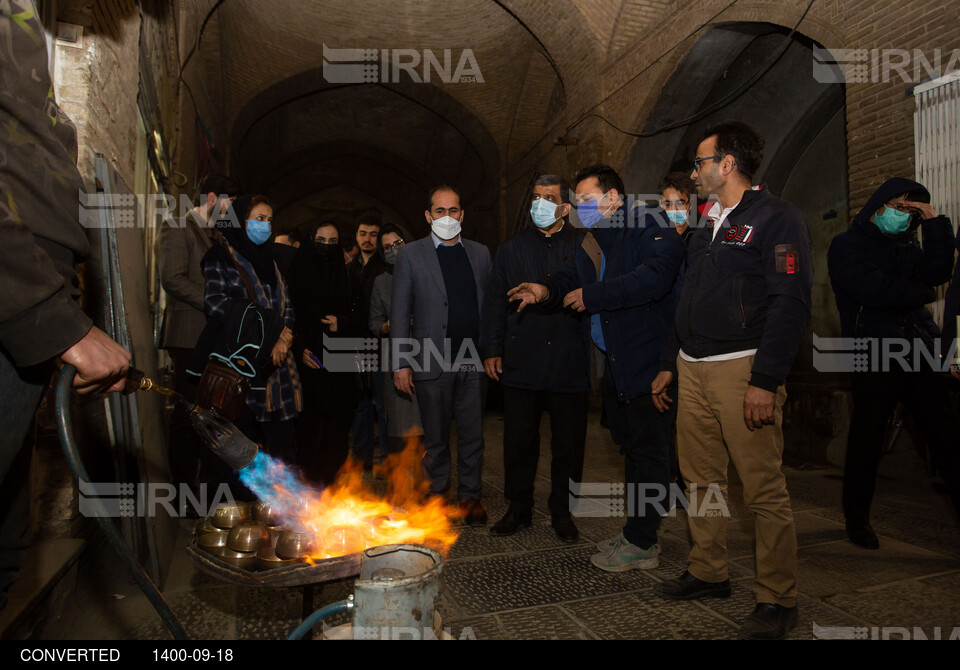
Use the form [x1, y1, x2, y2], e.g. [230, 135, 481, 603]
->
[195, 516, 228, 556]
[195, 502, 306, 571]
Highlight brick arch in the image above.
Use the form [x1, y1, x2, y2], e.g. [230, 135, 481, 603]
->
[602, 3, 845, 170]
[229, 69, 501, 193]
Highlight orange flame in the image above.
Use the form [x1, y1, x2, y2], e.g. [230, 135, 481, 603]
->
[271, 435, 461, 561]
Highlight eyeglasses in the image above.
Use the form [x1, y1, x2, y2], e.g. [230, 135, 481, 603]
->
[382, 240, 405, 251]
[884, 200, 910, 212]
[692, 155, 722, 172]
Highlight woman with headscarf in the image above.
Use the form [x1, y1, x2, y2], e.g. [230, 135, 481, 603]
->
[287, 219, 363, 485]
[194, 194, 302, 496]
[368, 223, 424, 454]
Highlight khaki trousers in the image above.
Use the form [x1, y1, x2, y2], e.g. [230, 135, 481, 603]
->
[676, 355, 798, 607]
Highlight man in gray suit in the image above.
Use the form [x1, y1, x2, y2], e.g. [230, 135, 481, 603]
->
[391, 186, 492, 524]
[156, 173, 239, 492]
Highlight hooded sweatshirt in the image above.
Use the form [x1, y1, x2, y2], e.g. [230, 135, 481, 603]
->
[828, 177, 955, 347]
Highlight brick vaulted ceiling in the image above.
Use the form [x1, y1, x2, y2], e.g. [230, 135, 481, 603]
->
[182, 0, 676, 238]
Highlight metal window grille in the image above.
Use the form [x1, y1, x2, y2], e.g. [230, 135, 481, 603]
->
[914, 73, 960, 326]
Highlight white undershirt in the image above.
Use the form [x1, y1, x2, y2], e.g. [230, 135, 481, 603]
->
[680, 199, 757, 363]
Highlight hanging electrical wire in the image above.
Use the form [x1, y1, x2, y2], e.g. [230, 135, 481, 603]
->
[564, 0, 819, 138]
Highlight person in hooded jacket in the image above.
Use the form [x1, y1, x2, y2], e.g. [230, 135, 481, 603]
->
[197, 196, 301, 460]
[828, 177, 960, 550]
[368, 223, 424, 455]
[940, 227, 960, 382]
[287, 220, 363, 486]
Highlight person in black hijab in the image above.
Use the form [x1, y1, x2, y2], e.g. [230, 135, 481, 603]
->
[195, 195, 302, 499]
[287, 219, 364, 486]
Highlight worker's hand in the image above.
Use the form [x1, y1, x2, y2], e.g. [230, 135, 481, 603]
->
[321, 315, 338, 333]
[380, 320, 390, 335]
[651, 370, 674, 413]
[563, 288, 587, 312]
[302, 348, 321, 370]
[394, 368, 415, 395]
[743, 385, 776, 431]
[484, 357, 503, 381]
[60, 326, 132, 394]
[507, 283, 549, 312]
[903, 200, 938, 220]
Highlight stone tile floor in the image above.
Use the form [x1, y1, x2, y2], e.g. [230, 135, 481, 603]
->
[50, 410, 960, 640]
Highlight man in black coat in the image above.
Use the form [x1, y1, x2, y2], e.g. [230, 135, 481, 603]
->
[828, 177, 960, 550]
[509, 164, 685, 571]
[480, 174, 589, 542]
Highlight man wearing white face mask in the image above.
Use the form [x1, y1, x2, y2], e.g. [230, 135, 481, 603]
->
[479, 175, 589, 542]
[391, 186, 492, 524]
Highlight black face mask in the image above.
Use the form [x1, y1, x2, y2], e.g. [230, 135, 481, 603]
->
[314, 241, 339, 260]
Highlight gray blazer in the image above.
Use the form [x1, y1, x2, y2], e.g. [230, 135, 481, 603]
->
[156, 209, 212, 349]
[390, 236, 491, 381]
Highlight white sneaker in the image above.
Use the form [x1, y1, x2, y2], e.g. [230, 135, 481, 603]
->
[590, 536, 661, 572]
[595, 532, 624, 553]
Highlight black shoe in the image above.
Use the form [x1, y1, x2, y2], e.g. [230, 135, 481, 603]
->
[653, 571, 731, 600]
[459, 499, 488, 526]
[550, 511, 579, 543]
[489, 506, 532, 536]
[846, 522, 879, 549]
[739, 603, 799, 640]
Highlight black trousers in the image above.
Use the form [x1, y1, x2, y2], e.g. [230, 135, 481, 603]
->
[296, 368, 357, 487]
[501, 386, 587, 514]
[0, 348, 50, 611]
[844, 371, 960, 525]
[602, 366, 674, 550]
[166, 348, 208, 491]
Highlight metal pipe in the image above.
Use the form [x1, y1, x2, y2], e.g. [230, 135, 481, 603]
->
[55, 364, 188, 640]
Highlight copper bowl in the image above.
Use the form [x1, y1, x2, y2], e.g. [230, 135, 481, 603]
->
[227, 520, 270, 553]
[253, 500, 285, 527]
[197, 530, 229, 555]
[211, 502, 251, 529]
[218, 547, 257, 571]
[195, 517, 220, 536]
[256, 541, 302, 570]
[275, 530, 317, 560]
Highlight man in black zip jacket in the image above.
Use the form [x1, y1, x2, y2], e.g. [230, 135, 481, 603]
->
[480, 175, 589, 542]
[651, 123, 813, 640]
[828, 177, 960, 551]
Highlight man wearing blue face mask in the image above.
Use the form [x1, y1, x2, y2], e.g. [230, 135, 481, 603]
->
[829, 177, 960, 550]
[658, 172, 697, 247]
[509, 164, 685, 571]
[479, 175, 589, 542]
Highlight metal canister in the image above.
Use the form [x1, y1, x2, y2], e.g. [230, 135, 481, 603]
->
[352, 544, 444, 640]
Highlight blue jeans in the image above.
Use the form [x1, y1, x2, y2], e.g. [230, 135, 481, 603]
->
[0, 348, 51, 611]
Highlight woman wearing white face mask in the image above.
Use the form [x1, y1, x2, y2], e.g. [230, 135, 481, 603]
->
[369, 223, 424, 455]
